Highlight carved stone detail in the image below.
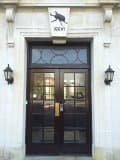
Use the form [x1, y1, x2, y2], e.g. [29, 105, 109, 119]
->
[102, 5, 113, 47]
[104, 42, 111, 48]
[6, 7, 15, 22]
[104, 7, 113, 23]
[5, 7, 16, 47]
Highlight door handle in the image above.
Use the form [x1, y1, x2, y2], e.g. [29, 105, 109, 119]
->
[55, 102, 60, 117]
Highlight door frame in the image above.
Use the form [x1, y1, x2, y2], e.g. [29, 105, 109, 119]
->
[26, 41, 92, 155]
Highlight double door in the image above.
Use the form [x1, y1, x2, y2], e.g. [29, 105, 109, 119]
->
[26, 68, 91, 155]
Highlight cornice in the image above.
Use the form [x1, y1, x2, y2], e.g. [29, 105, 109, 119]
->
[18, 3, 100, 7]
[0, 0, 119, 8]
[99, 0, 119, 3]
[0, 2, 98, 7]
[0, 0, 19, 4]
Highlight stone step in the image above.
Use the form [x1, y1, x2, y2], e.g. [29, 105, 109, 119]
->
[25, 156, 93, 160]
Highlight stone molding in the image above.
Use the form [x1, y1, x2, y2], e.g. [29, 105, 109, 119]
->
[102, 5, 113, 47]
[99, 0, 119, 5]
[5, 6, 16, 47]
[6, 7, 15, 22]
[0, 0, 119, 49]
[99, 1, 118, 48]
[0, 0, 19, 4]
[99, 0, 119, 23]
[103, 6, 113, 23]
[0, 0, 119, 7]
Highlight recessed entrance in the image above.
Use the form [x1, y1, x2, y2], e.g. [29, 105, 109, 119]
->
[26, 42, 91, 155]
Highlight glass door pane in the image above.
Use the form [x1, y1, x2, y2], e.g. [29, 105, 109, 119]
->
[62, 70, 88, 144]
[31, 72, 55, 144]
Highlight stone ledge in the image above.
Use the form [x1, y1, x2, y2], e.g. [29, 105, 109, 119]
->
[99, 0, 119, 5]
[25, 156, 93, 160]
[0, 0, 19, 4]
[0, 1, 119, 8]
[0, 0, 119, 7]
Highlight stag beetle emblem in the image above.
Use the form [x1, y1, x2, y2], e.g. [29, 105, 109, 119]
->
[50, 11, 67, 26]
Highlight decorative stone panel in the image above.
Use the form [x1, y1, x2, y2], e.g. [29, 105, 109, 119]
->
[5, 6, 16, 47]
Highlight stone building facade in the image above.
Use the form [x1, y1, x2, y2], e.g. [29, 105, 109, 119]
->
[0, 0, 120, 160]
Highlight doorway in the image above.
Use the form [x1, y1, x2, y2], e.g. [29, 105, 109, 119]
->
[26, 42, 91, 155]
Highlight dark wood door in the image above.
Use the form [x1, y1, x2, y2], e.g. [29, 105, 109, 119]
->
[26, 68, 91, 155]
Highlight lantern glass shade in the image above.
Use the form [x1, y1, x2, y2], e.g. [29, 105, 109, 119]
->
[110, 71, 114, 81]
[4, 64, 13, 84]
[4, 70, 8, 81]
[104, 65, 114, 85]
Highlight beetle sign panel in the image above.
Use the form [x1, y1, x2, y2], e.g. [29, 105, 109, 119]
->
[48, 8, 70, 37]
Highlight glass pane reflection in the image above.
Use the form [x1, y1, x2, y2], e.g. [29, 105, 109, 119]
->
[75, 87, 86, 106]
[44, 127, 54, 143]
[64, 73, 74, 86]
[64, 87, 74, 100]
[75, 87, 85, 100]
[64, 129, 86, 144]
[75, 73, 85, 86]
[75, 130, 86, 143]
[32, 87, 43, 103]
[45, 73, 54, 86]
[32, 127, 43, 143]
[44, 87, 54, 100]
[33, 73, 44, 86]
[64, 130, 74, 143]
[44, 100, 54, 109]
[32, 127, 54, 143]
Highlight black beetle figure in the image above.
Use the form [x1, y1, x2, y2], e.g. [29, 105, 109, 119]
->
[50, 11, 67, 26]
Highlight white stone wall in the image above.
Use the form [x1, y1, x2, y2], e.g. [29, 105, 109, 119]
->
[0, 1, 120, 160]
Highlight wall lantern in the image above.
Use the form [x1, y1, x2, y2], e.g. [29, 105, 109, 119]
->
[4, 64, 14, 84]
[104, 65, 114, 85]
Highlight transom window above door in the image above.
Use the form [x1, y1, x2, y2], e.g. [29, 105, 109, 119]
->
[30, 44, 90, 66]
